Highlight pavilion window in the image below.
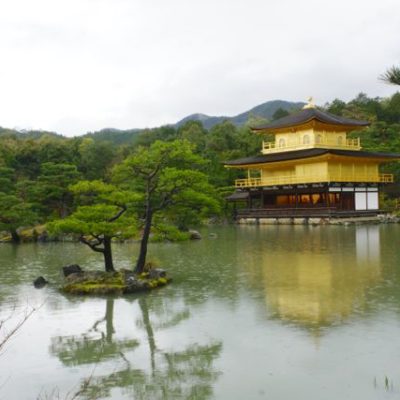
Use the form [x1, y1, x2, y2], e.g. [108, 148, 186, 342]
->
[329, 193, 341, 206]
[276, 195, 296, 206]
[311, 193, 325, 205]
[316, 134, 322, 144]
[337, 136, 343, 145]
[299, 194, 311, 204]
[278, 138, 286, 148]
[303, 135, 310, 145]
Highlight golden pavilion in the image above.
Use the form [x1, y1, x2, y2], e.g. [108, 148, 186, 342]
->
[225, 100, 400, 219]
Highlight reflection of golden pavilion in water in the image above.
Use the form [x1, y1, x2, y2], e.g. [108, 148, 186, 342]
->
[243, 226, 381, 331]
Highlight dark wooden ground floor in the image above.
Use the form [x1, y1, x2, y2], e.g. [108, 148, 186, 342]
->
[228, 182, 383, 218]
[235, 207, 382, 219]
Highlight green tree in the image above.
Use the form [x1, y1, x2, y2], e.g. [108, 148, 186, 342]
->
[325, 99, 347, 116]
[134, 126, 178, 148]
[12, 139, 42, 179]
[200, 122, 262, 188]
[33, 162, 81, 219]
[0, 167, 37, 243]
[0, 138, 17, 168]
[113, 140, 220, 274]
[36, 136, 78, 165]
[0, 167, 15, 194]
[177, 120, 207, 152]
[78, 138, 117, 180]
[49, 181, 138, 272]
[382, 92, 400, 124]
[205, 121, 237, 152]
[0, 193, 36, 243]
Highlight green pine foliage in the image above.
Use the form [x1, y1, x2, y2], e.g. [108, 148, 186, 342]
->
[113, 139, 220, 272]
[48, 181, 139, 271]
[380, 65, 400, 86]
[0, 167, 37, 242]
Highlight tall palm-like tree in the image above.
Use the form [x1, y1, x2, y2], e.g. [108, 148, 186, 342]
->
[380, 65, 400, 86]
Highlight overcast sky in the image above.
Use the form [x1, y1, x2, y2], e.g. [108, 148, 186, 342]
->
[0, 0, 399, 136]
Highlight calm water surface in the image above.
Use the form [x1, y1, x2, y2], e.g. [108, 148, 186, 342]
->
[1, 225, 400, 399]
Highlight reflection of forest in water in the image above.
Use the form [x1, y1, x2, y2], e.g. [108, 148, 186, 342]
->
[240, 225, 382, 332]
[50, 296, 222, 400]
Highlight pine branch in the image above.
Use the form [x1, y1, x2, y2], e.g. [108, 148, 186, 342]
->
[107, 206, 127, 223]
[79, 235, 104, 253]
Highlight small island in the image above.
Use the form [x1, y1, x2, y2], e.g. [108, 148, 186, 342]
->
[61, 265, 170, 295]
[47, 140, 219, 294]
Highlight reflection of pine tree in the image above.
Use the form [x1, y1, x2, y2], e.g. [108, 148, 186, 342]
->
[83, 341, 222, 400]
[50, 297, 222, 400]
[50, 299, 139, 366]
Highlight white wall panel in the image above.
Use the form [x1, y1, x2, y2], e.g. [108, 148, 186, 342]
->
[355, 192, 367, 210]
[367, 192, 379, 210]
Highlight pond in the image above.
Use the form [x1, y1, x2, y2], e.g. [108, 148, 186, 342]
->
[1, 224, 400, 399]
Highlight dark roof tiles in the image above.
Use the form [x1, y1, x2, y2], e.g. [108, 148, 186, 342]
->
[224, 148, 400, 166]
[252, 108, 370, 131]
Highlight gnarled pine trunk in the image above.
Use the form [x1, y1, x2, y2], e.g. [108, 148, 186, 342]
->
[135, 208, 153, 274]
[103, 236, 115, 272]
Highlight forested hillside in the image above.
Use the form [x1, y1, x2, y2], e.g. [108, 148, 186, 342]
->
[174, 99, 305, 129]
[0, 100, 303, 146]
[0, 92, 399, 241]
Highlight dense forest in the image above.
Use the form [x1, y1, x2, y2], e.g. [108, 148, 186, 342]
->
[1, 92, 400, 245]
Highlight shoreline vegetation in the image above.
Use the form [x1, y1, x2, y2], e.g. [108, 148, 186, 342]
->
[1, 213, 399, 245]
[0, 224, 207, 244]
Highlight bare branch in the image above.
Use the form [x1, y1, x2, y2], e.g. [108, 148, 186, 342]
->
[68, 366, 97, 400]
[0, 307, 36, 353]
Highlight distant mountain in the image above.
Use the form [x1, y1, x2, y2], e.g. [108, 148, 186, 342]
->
[174, 100, 305, 129]
[0, 100, 305, 145]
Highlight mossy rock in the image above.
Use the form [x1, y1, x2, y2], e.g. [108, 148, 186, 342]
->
[0, 233, 12, 243]
[61, 269, 171, 296]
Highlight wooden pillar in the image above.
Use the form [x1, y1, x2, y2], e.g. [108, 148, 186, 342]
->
[261, 189, 264, 209]
[326, 188, 330, 208]
[339, 188, 343, 210]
